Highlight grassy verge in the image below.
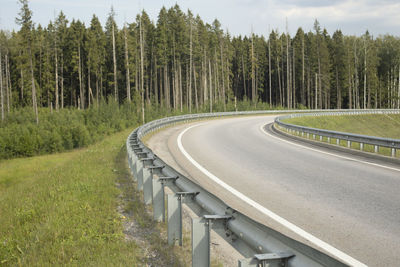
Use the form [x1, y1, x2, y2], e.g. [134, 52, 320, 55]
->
[284, 114, 400, 139]
[0, 128, 140, 265]
[281, 114, 400, 157]
[0, 125, 192, 266]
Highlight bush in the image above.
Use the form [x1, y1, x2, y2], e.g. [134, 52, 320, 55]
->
[0, 99, 140, 159]
[0, 98, 277, 160]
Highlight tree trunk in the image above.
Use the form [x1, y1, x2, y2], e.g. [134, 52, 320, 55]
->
[164, 65, 169, 108]
[194, 62, 198, 111]
[287, 34, 290, 109]
[281, 41, 285, 107]
[185, 63, 189, 109]
[293, 46, 296, 108]
[154, 56, 158, 106]
[318, 56, 322, 109]
[96, 69, 99, 106]
[220, 41, 225, 110]
[179, 62, 183, 112]
[88, 63, 93, 108]
[124, 26, 131, 102]
[5, 53, 10, 113]
[226, 57, 229, 110]
[348, 59, 352, 109]
[78, 44, 84, 109]
[6, 53, 11, 111]
[29, 46, 39, 124]
[354, 43, 359, 109]
[398, 66, 400, 109]
[307, 67, 310, 108]
[241, 54, 246, 99]
[209, 59, 212, 112]
[19, 50, 24, 103]
[315, 73, 318, 109]
[112, 23, 118, 102]
[364, 39, 367, 109]
[203, 51, 208, 104]
[336, 66, 341, 109]
[0, 51, 4, 121]
[100, 65, 103, 100]
[159, 67, 163, 108]
[302, 37, 305, 106]
[251, 34, 256, 104]
[268, 38, 272, 105]
[189, 22, 193, 112]
[55, 37, 59, 110]
[277, 56, 282, 106]
[61, 54, 64, 108]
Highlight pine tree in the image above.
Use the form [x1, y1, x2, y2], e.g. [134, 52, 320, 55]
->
[16, 0, 38, 123]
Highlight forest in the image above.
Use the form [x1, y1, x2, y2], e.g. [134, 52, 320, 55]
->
[1, 0, 400, 158]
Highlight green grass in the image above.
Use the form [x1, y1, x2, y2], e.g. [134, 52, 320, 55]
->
[284, 114, 400, 139]
[0, 128, 143, 266]
[282, 114, 400, 157]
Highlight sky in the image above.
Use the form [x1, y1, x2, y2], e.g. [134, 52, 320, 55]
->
[1, 0, 400, 37]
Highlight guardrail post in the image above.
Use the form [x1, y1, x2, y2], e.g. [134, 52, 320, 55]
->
[327, 137, 330, 143]
[336, 139, 340, 145]
[140, 158, 154, 200]
[136, 158, 144, 189]
[238, 252, 295, 267]
[192, 215, 232, 267]
[167, 194, 180, 245]
[135, 151, 148, 190]
[319, 135, 323, 141]
[152, 178, 164, 222]
[130, 152, 139, 181]
[153, 176, 178, 222]
[307, 133, 309, 139]
[360, 143, 364, 151]
[391, 148, 396, 157]
[312, 134, 316, 140]
[192, 217, 209, 267]
[347, 140, 351, 148]
[131, 146, 142, 173]
[374, 145, 379, 153]
[168, 192, 199, 246]
[143, 165, 164, 205]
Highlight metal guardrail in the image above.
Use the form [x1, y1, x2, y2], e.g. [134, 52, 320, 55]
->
[125, 109, 358, 267]
[275, 110, 400, 157]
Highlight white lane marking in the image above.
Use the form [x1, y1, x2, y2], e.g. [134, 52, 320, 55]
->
[261, 124, 400, 173]
[177, 124, 367, 267]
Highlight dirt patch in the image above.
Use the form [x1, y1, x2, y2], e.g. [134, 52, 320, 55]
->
[114, 146, 187, 267]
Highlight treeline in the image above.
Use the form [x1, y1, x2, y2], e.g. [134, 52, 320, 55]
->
[1, 1, 400, 125]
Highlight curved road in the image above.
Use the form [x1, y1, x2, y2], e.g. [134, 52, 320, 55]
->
[147, 115, 400, 266]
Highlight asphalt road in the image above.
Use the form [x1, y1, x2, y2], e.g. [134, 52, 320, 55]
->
[147, 115, 400, 266]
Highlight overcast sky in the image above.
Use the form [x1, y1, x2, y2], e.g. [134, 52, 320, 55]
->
[1, 0, 399, 37]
